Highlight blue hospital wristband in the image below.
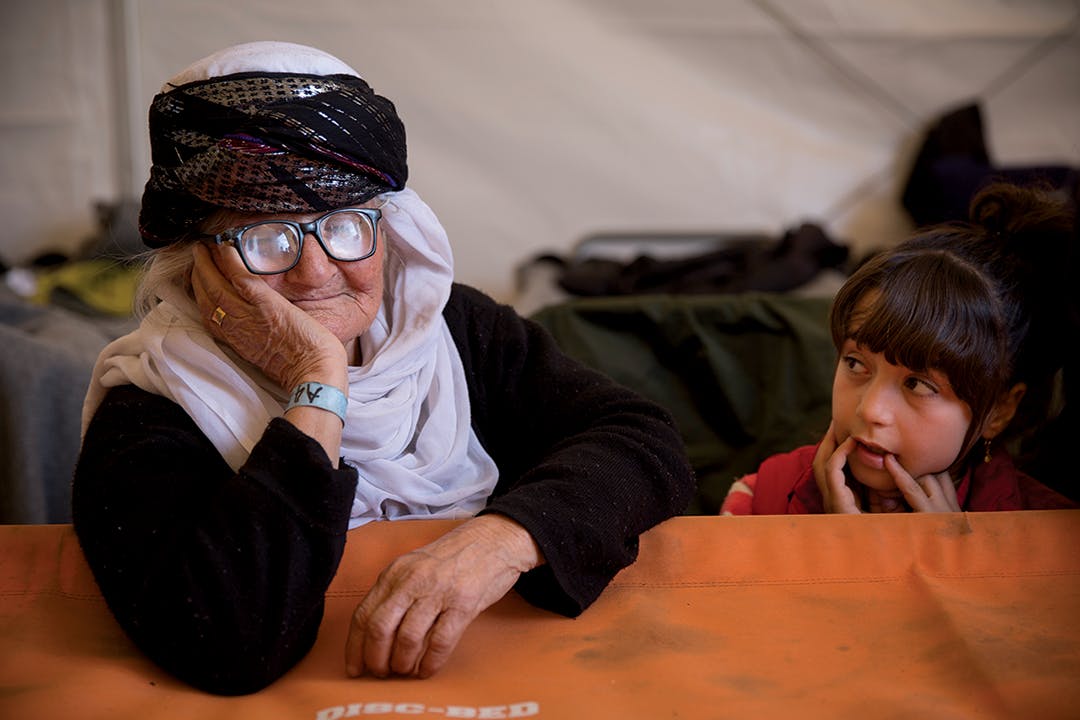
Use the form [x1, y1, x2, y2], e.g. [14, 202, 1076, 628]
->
[285, 381, 348, 424]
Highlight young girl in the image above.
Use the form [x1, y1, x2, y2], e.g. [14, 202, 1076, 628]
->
[722, 182, 1078, 514]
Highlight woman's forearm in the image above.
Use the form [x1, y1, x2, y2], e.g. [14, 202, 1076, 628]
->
[74, 387, 357, 694]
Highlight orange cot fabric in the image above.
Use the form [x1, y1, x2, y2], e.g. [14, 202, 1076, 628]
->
[2, 512, 1079, 719]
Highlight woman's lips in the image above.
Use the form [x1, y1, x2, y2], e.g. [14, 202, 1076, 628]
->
[290, 295, 336, 304]
[290, 295, 340, 310]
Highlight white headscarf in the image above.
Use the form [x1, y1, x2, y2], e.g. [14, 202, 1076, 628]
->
[81, 42, 500, 528]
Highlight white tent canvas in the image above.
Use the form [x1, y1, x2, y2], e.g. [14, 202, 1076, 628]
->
[2, 0, 1077, 302]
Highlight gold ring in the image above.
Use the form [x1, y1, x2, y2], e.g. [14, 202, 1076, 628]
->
[211, 306, 226, 326]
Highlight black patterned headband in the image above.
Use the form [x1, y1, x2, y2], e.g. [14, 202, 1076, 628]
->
[139, 71, 407, 247]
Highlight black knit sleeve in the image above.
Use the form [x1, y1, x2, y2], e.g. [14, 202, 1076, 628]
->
[72, 384, 358, 695]
[443, 285, 696, 616]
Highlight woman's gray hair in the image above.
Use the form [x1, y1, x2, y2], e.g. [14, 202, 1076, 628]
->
[133, 242, 197, 318]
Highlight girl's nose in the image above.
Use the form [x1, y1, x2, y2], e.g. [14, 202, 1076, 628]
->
[856, 378, 895, 426]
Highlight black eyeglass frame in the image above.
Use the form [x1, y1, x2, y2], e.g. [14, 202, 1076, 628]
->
[206, 207, 382, 275]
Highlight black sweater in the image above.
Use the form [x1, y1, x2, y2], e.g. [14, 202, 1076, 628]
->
[72, 283, 695, 694]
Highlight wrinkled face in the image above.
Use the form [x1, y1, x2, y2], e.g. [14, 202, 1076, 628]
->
[214, 203, 386, 360]
[831, 338, 973, 494]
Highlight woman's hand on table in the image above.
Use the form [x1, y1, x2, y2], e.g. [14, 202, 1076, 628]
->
[345, 514, 544, 679]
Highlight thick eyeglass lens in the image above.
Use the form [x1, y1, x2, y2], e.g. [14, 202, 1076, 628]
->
[240, 224, 302, 273]
[319, 211, 376, 260]
[233, 210, 377, 273]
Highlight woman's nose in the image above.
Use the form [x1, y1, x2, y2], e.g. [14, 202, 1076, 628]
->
[285, 233, 336, 284]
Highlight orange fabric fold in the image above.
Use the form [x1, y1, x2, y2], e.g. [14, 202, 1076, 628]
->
[2, 512, 1079, 719]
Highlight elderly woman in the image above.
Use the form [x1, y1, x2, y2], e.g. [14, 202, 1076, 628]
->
[72, 41, 695, 695]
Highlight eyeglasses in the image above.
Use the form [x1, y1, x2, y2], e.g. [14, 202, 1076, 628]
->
[207, 207, 381, 275]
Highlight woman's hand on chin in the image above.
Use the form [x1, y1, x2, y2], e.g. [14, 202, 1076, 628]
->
[191, 242, 347, 390]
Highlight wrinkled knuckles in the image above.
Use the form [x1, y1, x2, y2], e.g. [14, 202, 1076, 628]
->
[390, 644, 424, 676]
[426, 628, 459, 659]
[365, 617, 398, 646]
[349, 605, 372, 631]
[392, 626, 425, 656]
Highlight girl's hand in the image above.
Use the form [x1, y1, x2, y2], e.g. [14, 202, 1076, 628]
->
[813, 422, 861, 514]
[884, 455, 961, 513]
[190, 243, 347, 390]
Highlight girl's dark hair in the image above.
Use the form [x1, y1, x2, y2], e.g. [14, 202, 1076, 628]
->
[830, 181, 1076, 468]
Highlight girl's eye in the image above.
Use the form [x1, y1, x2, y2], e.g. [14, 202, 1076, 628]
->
[841, 355, 867, 374]
[904, 376, 939, 397]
